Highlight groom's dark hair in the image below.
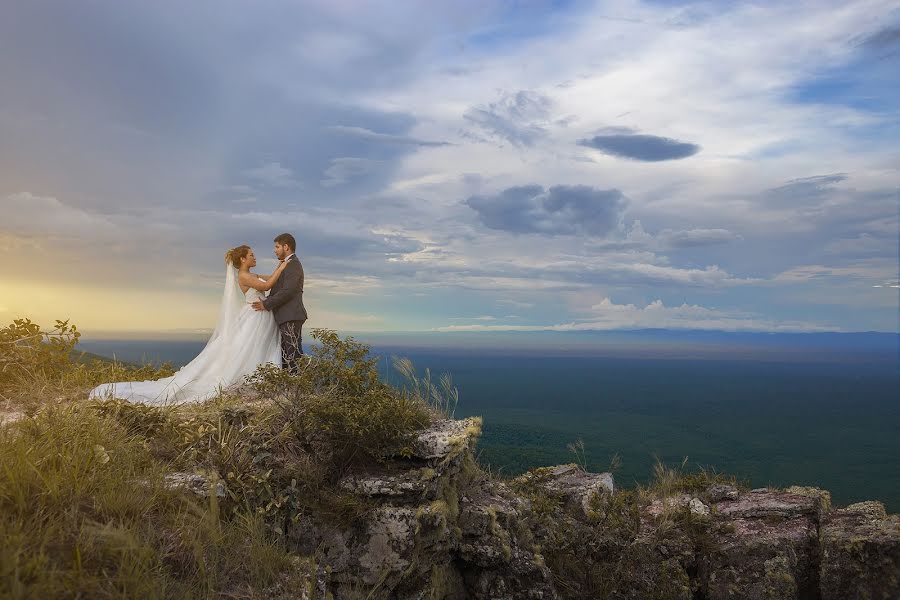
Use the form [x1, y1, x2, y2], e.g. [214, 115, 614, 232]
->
[274, 233, 296, 252]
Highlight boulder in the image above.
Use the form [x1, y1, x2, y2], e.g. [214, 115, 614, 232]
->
[699, 489, 825, 599]
[712, 489, 827, 520]
[512, 463, 615, 520]
[162, 472, 225, 498]
[705, 483, 740, 502]
[456, 475, 557, 599]
[690, 497, 711, 516]
[820, 500, 900, 600]
[412, 417, 482, 461]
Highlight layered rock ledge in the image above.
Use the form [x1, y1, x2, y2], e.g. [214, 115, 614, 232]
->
[173, 417, 900, 599]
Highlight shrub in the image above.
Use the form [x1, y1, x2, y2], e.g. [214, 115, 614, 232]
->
[0, 318, 80, 386]
[247, 328, 435, 469]
[0, 317, 174, 411]
[1, 319, 449, 595]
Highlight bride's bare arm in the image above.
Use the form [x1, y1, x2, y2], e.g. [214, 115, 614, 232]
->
[240, 261, 288, 292]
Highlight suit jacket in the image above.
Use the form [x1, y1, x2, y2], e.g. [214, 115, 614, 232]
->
[262, 255, 308, 325]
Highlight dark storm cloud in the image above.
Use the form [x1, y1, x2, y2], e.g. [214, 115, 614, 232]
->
[0, 0, 479, 215]
[578, 132, 700, 161]
[465, 184, 627, 236]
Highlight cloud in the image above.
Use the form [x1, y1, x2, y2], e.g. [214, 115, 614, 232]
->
[463, 90, 553, 147]
[599, 262, 758, 287]
[329, 125, 450, 147]
[773, 263, 895, 283]
[662, 228, 742, 248]
[3, 1, 899, 333]
[465, 184, 627, 236]
[824, 233, 895, 257]
[435, 297, 830, 332]
[578, 132, 700, 161]
[860, 25, 900, 51]
[242, 162, 301, 188]
[0, 192, 114, 236]
[320, 157, 382, 187]
[498, 299, 535, 309]
[765, 173, 848, 204]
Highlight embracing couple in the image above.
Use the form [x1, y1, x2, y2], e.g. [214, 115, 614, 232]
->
[89, 233, 308, 406]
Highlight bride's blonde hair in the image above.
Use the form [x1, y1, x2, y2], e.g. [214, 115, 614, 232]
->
[225, 245, 251, 268]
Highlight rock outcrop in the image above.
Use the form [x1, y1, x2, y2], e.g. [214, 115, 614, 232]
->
[174, 417, 900, 599]
[290, 416, 557, 599]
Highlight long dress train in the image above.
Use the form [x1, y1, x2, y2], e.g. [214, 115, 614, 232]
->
[89, 268, 280, 406]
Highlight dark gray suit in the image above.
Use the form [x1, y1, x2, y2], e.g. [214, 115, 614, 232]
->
[262, 255, 307, 373]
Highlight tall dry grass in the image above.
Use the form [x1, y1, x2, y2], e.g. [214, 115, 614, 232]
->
[1, 318, 448, 598]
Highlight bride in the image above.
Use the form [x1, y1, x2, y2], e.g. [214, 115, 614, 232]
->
[89, 246, 288, 405]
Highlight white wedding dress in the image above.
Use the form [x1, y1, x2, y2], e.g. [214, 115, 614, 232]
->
[90, 266, 281, 406]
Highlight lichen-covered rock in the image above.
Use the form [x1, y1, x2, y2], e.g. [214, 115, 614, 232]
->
[236, 414, 900, 599]
[690, 497, 711, 516]
[456, 475, 557, 599]
[339, 418, 482, 507]
[785, 485, 832, 512]
[412, 416, 482, 461]
[512, 463, 614, 520]
[705, 483, 739, 502]
[820, 500, 900, 600]
[712, 488, 826, 521]
[700, 514, 819, 600]
[699, 489, 827, 599]
[338, 467, 433, 502]
[607, 534, 695, 600]
[287, 416, 558, 599]
[162, 472, 225, 498]
[643, 493, 692, 520]
[290, 502, 459, 596]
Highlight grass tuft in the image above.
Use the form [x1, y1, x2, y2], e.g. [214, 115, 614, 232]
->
[1, 319, 450, 597]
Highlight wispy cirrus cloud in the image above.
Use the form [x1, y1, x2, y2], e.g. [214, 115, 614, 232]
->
[242, 162, 302, 188]
[463, 90, 554, 147]
[329, 125, 451, 147]
[661, 228, 742, 248]
[320, 157, 382, 187]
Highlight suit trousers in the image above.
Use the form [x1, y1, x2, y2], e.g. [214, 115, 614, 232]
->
[278, 320, 305, 375]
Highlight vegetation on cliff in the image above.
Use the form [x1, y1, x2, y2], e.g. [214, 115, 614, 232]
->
[2, 318, 897, 599]
[0, 318, 452, 598]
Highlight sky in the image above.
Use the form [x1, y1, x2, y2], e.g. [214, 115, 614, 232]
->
[1, 0, 898, 336]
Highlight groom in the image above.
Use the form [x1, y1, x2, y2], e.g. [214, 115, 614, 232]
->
[251, 233, 308, 374]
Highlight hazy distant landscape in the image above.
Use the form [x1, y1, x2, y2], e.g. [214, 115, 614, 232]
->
[79, 329, 900, 512]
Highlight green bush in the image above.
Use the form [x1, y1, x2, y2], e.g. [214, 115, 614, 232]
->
[0, 317, 174, 411]
[1, 319, 451, 596]
[248, 328, 435, 467]
[0, 318, 80, 385]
